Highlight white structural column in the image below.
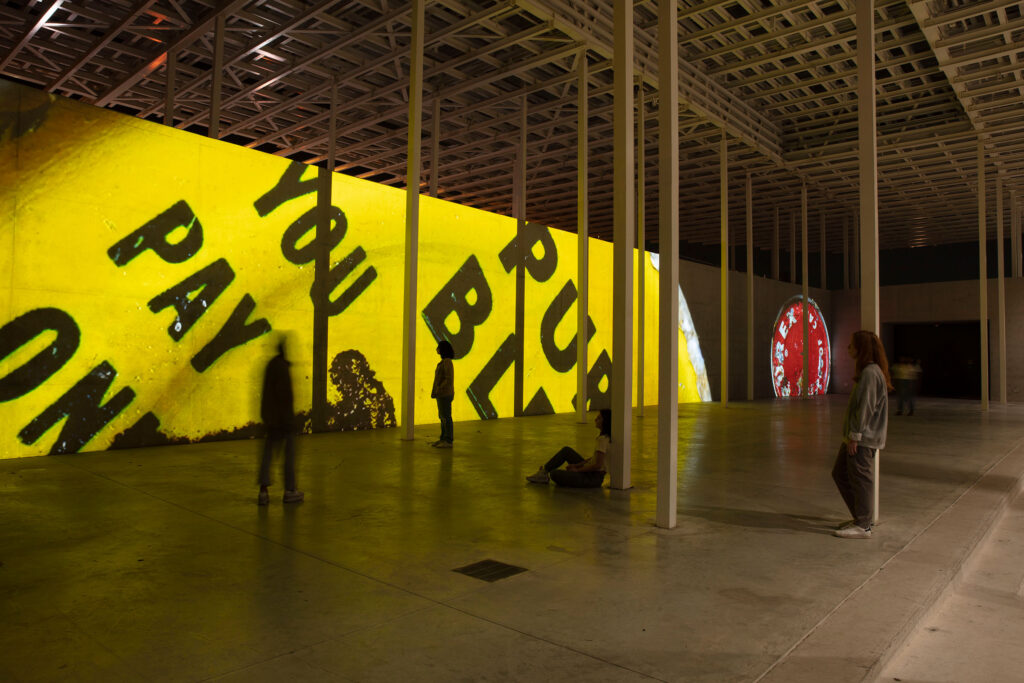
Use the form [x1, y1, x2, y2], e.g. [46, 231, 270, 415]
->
[997, 176, 1007, 404]
[514, 98, 527, 416]
[979, 141, 989, 411]
[858, 0, 880, 333]
[746, 173, 754, 401]
[430, 96, 440, 198]
[164, 51, 176, 126]
[611, 0, 634, 489]
[400, 0, 425, 440]
[789, 213, 796, 283]
[842, 213, 849, 289]
[1014, 192, 1021, 278]
[636, 84, 646, 417]
[772, 206, 780, 280]
[210, 14, 225, 139]
[853, 209, 860, 289]
[801, 182, 810, 397]
[720, 136, 729, 405]
[819, 209, 826, 289]
[329, 77, 337, 170]
[656, 0, 679, 529]
[576, 47, 589, 424]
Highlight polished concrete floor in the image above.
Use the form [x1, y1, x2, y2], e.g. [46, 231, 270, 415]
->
[2, 397, 1023, 682]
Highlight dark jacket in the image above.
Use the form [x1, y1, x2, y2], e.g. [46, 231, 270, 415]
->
[261, 353, 294, 431]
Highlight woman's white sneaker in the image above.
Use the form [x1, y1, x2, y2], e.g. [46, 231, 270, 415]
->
[833, 525, 872, 539]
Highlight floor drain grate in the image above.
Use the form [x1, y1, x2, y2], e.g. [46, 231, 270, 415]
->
[453, 559, 527, 582]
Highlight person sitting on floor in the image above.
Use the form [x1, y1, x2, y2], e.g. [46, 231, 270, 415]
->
[526, 409, 611, 488]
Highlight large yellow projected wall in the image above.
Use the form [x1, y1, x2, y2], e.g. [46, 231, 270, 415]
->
[0, 78, 709, 459]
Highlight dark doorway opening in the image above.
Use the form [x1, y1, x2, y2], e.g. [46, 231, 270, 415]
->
[890, 321, 986, 399]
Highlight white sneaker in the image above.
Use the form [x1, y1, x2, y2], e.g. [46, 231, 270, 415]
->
[526, 468, 549, 484]
[835, 519, 855, 530]
[283, 490, 305, 503]
[833, 525, 871, 539]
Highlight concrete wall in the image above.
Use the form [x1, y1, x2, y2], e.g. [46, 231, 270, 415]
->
[830, 279, 1024, 401]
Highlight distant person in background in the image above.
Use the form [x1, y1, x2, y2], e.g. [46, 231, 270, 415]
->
[526, 409, 611, 488]
[892, 356, 918, 416]
[431, 340, 455, 449]
[258, 338, 304, 505]
[833, 330, 892, 539]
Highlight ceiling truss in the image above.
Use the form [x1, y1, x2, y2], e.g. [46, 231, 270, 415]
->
[2, 0, 1023, 255]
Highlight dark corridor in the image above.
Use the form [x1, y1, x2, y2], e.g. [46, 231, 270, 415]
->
[890, 322, 986, 400]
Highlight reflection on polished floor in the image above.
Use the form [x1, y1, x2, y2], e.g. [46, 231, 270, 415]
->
[2, 397, 1023, 682]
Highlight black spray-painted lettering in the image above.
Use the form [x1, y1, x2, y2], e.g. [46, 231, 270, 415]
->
[191, 294, 271, 372]
[498, 222, 557, 282]
[108, 200, 203, 266]
[320, 249, 377, 317]
[571, 350, 612, 412]
[540, 280, 596, 373]
[254, 161, 318, 217]
[282, 205, 347, 265]
[18, 361, 135, 454]
[0, 308, 80, 402]
[421, 255, 493, 359]
[523, 388, 554, 416]
[147, 258, 235, 341]
[466, 333, 519, 420]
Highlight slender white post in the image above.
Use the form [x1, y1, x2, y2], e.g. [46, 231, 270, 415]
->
[858, 0, 879, 334]
[801, 182, 810, 397]
[720, 135, 729, 405]
[514, 98, 527, 416]
[772, 206, 780, 280]
[576, 47, 589, 423]
[210, 15, 224, 139]
[430, 95, 440, 198]
[164, 50, 176, 127]
[873, 450, 880, 525]
[400, 0, 425, 440]
[790, 212, 796, 284]
[329, 77, 337, 172]
[656, 0, 679, 529]
[979, 141, 989, 411]
[853, 209, 860, 288]
[819, 208, 827, 289]
[637, 81, 646, 417]
[1012, 192, 1019, 277]
[842, 213, 849, 289]
[997, 176, 1006, 404]
[746, 172, 754, 401]
[611, 0, 634, 489]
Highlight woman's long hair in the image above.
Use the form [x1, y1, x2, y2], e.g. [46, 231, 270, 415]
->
[851, 330, 894, 391]
[599, 408, 612, 438]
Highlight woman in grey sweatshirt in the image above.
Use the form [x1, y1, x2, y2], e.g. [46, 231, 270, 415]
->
[833, 330, 893, 539]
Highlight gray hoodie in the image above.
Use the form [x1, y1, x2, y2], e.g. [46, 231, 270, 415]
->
[843, 363, 889, 450]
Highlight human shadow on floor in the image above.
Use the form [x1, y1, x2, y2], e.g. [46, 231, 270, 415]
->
[679, 505, 838, 535]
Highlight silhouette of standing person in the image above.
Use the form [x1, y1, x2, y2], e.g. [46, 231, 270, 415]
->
[258, 338, 304, 505]
[431, 340, 455, 448]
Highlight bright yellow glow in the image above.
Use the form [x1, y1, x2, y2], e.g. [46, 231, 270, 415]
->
[0, 78, 708, 459]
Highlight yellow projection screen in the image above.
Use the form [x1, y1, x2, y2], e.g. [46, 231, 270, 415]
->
[0, 79, 709, 459]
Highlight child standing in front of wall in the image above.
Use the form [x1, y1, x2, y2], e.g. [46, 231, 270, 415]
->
[431, 340, 455, 448]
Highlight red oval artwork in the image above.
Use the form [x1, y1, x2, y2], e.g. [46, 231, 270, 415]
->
[771, 296, 831, 397]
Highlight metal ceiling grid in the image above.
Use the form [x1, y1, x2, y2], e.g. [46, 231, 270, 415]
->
[1, 0, 1022, 258]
